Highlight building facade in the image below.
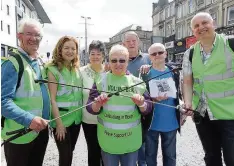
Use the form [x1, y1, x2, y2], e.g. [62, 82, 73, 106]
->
[1, 0, 51, 57]
[152, 0, 234, 63]
[106, 24, 153, 55]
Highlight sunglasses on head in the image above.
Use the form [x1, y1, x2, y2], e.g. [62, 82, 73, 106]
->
[110, 59, 126, 63]
[150, 51, 164, 56]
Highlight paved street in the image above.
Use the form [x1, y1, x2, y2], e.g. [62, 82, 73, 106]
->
[1, 117, 206, 166]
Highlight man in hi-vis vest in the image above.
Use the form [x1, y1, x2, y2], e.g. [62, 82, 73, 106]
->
[1, 18, 50, 166]
[182, 12, 234, 166]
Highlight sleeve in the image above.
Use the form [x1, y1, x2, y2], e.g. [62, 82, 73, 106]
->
[140, 91, 153, 115]
[86, 83, 101, 115]
[182, 48, 193, 76]
[1, 61, 35, 127]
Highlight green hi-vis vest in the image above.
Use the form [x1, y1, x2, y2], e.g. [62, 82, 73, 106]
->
[47, 65, 83, 127]
[1, 49, 47, 144]
[192, 34, 234, 120]
[96, 72, 146, 154]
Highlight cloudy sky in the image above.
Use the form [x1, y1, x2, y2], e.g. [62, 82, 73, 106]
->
[38, 0, 156, 55]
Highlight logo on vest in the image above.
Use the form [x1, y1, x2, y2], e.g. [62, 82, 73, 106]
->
[104, 130, 132, 138]
[104, 113, 133, 120]
[108, 85, 135, 93]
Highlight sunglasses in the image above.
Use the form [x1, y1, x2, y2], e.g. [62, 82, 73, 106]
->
[150, 51, 164, 56]
[110, 59, 126, 63]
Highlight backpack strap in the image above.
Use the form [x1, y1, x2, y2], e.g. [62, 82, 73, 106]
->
[9, 52, 24, 90]
[228, 38, 234, 52]
[189, 48, 194, 64]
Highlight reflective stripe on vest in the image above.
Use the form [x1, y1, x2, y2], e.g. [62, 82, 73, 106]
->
[57, 101, 82, 108]
[103, 104, 136, 112]
[97, 117, 140, 130]
[207, 89, 234, 99]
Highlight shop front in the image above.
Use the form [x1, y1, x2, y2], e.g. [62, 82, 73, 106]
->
[174, 38, 186, 63]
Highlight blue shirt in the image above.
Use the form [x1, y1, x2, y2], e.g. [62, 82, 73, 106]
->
[146, 67, 179, 132]
[1, 49, 50, 127]
[127, 52, 151, 77]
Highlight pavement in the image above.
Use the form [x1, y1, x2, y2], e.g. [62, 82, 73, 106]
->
[1, 117, 206, 166]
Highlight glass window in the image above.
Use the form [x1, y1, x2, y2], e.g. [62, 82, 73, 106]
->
[7, 5, 9, 15]
[227, 6, 234, 25]
[1, 20, 3, 31]
[7, 25, 10, 34]
[197, 0, 204, 5]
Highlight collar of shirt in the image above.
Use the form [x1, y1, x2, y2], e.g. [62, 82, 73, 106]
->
[129, 51, 142, 61]
[18, 47, 38, 62]
[199, 33, 217, 54]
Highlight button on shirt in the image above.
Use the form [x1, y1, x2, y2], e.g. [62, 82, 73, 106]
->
[1, 48, 50, 127]
[182, 36, 216, 120]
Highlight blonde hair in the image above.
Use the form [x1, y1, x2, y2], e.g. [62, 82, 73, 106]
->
[109, 44, 129, 59]
[51, 36, 79, 71]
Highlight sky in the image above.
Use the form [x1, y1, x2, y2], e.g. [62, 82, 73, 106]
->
[38, 0, 157, 56]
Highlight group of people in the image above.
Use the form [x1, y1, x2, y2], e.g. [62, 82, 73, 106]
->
[1, 11, 234, 166]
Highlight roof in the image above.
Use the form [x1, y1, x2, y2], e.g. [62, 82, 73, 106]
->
[113, 24, 143, 37]
[29, 0, 51, 23]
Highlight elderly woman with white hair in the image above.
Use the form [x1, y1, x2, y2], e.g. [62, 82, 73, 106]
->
[86, 44, 153, 166]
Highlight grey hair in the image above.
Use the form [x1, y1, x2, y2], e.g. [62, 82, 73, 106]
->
[121, 31, 140, 42]
[148, 43, 166, 53]
[109, 44, 129, 59]
[18, 18, 43, 35]
[190, 12, 213, 29]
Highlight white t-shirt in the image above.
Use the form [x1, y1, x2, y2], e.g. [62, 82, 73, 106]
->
[80, 65, 104, 124]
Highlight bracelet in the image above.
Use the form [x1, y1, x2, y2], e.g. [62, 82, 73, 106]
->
[138, 102, 146, 108]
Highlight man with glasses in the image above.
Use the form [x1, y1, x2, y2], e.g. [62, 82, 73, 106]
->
[1, 18, 50, 166]
[142, 43, 180, 166]
[122, 31, 151, 166]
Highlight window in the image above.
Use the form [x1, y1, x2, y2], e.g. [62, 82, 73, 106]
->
[177, 24, 182, 39]
[165, 7, 170, 18]
[188, 0, 194, 14]
[183, 2, 187, 17]
[211, 13, 217, 26]
[171, 3, 174, 16]
[7, 5, 9, 15]
[159, 11, 163, 21]
[17, 0, 20, 7]
[22, 4, 25, 13]
[187, 21, 192, 36]
[166, 22, 172, 36]
[1, 47, 6, 57]
[227, 6, 234, 25]
[7, 25, 10, 34]
[1, 20, 3, 31]
[197, 0, 204, 5]
[177, 5, 182, 18]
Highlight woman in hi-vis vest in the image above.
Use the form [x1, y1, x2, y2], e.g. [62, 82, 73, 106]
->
[46, 36, 83, 166]
[86, 44, 153, 166]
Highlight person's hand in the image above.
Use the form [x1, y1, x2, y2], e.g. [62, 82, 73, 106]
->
[182, 103, 194, 116]
[55, 123, 66, 141]
[131, 94, 145, 107]
[29, 116, 48, 132]
[152, 93, 168, 102]
[139, 65, 151, 74]
[95, 93, 109, 107]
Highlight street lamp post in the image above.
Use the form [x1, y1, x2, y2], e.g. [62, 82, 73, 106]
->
[81, 16, 91, 65]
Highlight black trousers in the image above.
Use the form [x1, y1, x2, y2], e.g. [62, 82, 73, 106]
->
[4, 127, 49, 166]
[53, 123, 81, 166]
[195, 113, 234, 166]
[82, 122, 104, 166]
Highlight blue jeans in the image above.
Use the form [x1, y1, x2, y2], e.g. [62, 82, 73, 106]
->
[101, 150, 138, 166]
[137, 143, 147, 166]
[145, 130, 177, 166]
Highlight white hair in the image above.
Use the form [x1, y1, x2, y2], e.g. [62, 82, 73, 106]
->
[18, 18, 43, 35]
[109, 44, 129, 59]
[148, 43, 166, 53]
[190, 12, 213, 28]
[121, 31, 140, 42]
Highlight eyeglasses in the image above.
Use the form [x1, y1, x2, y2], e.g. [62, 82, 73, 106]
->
[110, 59, 126, 63]
[20, 32, 43, 40]
[150, 51, 164, 56]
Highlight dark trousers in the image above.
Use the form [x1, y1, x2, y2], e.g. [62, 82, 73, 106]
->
[195, 113, 234, 166]
[53, 123, 81, 166]
[82, 122, 103, 166]
[4, 127, 49, 166]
